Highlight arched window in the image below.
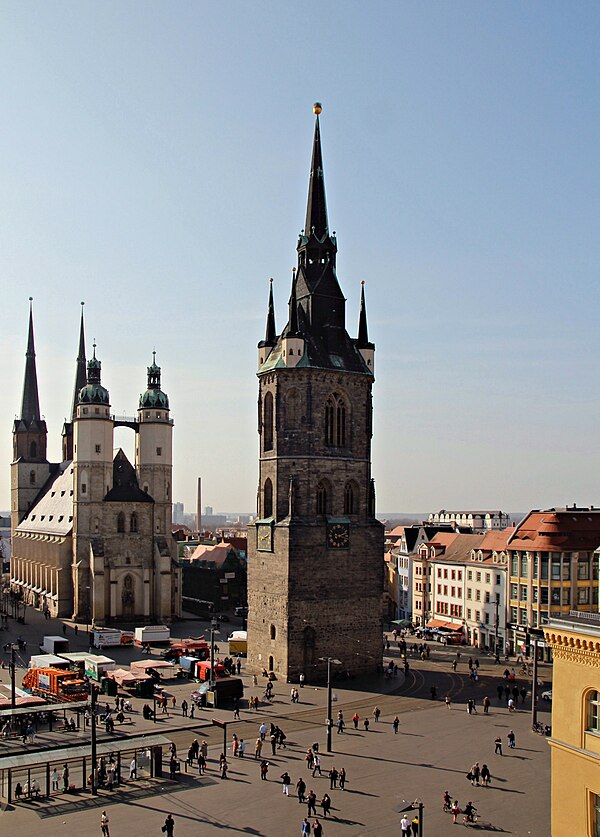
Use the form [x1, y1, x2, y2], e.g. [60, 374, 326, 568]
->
[285, 389, 300, 430]
[30, 441, 37, 458]
[263, 478, 273, 518]
[316, 481, 328, 516]
[588, 690, 600, 732]
[344, 482, 356, 516]
[117, 512, 125, 533]
[130, 512, 138, 533]
[325, 393, 347, 446]
[263, 391, 274, 451]
[270, 624, 276, 640]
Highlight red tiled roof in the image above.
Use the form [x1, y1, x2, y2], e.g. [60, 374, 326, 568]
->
[507, 510, 600, 551]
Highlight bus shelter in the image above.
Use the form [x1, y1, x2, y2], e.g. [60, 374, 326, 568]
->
[0, 733, 171, 803]
[0, 700, 90, 738]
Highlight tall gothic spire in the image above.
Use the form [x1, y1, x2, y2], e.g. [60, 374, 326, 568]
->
[71, 302, 87, 420]
[357, 281, 370, 347]
[20, 297, 41, 423]
[304, 103, 328, 240]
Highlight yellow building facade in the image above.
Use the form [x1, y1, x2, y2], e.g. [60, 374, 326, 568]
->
[545, 613, 600, 837]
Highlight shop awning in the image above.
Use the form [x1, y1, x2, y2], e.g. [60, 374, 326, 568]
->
[426, 619, 464, 632]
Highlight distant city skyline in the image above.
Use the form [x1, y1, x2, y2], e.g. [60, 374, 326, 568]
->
[2, 4, 599, 515]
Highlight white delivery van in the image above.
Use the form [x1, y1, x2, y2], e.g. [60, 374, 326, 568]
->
[92, 629, 123, 649]
[28, 654, 70, 670]
[39, 636, 70, 655]
[85, 655, 116, 682]
[134, 626, 170, 645]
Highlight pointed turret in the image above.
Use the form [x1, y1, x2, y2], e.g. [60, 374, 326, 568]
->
[258, 279, 278, 367]
[282, 269, 304, 367]
[21, 298, 41, 424]
[356, 281, 375, 371]
[305, 104, 328, 241]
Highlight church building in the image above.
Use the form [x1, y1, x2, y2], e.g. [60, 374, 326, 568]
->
[10, 302, 181, 624]
[247, 105, 384, 681]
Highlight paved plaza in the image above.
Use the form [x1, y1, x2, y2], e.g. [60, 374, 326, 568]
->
[0, 609, 551, 836]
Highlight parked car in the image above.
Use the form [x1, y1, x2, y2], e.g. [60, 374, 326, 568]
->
[541, 689, 552, 701]
[234, 606, 248, 617]
[218, 614, 230, 622]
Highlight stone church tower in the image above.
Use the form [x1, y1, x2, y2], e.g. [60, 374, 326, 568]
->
[247, 105, 384, 682]
[10, 303, 181, 624]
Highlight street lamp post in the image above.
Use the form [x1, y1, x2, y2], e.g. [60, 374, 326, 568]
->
[318, 656, 341, 753]
[209, 616, 219, 695]
[9, 643, 18, 710]
[90, 683, 99, 794]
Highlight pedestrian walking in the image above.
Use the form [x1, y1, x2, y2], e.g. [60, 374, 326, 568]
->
[363, 718, 370, 731]
[307, 790, 317, 816]
[260, 722, 268, 740]
[62, 763, 70, 792]
[445, 695, 452, 709]
[339, 767, 346, 790]
[271, 733, 277, 756]
[260, 760, 269, 780]
[281, 771, 291, 795]
[219, 754, 228, 779]
[312, 755, 322, 776]
[301, 818, 311, 836]
[494, 735, 503, 755]
[313, 819, 323, 837]
[51, 767, 59, 791]
[508, 729, 516, 748]
[296, 777, 306, 803]
[198, 753, 206, 774]
[181, 699, 188, 717]
[299, 673, 305, 688]
[328, 767, 338, 789]
[352, 712, 359, 729]
[469, 762, 480, 786]
[483, 696, 491, 714]
[481, 764, 491, 786]
[162, 814, 175, 837]
[373, 706, 381, 723]
[255, 737, 263, 759]
[411, 815, 419, 836]
[320, 793, 331, 817]
[400, 814, 411, 836]
[101, 810, 110, 836]
[392, 715, 400, 733]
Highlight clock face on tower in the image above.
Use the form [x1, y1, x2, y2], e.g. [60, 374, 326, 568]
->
[257, 523, 273, 552]
[326, 522, 350, 550]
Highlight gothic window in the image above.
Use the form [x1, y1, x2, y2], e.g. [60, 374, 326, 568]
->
[270, 624, 276, 640]
[285, 389, 300, 430]
[117, 512, 125, 533]
[263, 478, 273, 518]
[316, 481, 329, 516]
[325, 393, 347, 446]
[30, 441, 37, 458]
[130, 512, 138, 533]
[263, 391, 274, 451]
[29, 470, 36, 486]
[343, 482, 356, 515]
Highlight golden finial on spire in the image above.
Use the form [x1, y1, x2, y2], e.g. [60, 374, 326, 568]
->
[313, 102, 322, 115]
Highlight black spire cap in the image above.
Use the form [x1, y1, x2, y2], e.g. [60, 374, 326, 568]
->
[357, 281, 369, 346]
[71, 302, 87, 420]
[285, 269, 300, 336]
[20, 298, 41, 423]
[264, 278, 276, 345]
[305, 105, 328, 241]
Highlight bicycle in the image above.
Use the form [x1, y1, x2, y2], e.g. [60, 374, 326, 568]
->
[463, 808, 479, 825]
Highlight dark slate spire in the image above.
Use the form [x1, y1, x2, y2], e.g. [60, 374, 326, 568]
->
[305, 103, 328, 240]
[71, 302, 87, 420]
[357, 281, 370, 346]
[20, 297, 41, 423]
[264, 278, 276, 345]
[284, 269, 300, 336]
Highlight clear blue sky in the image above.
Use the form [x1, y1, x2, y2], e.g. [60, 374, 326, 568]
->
[1, 2, 599, 516]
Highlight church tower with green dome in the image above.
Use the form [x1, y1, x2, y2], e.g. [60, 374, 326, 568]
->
[72, 343, 115, 621]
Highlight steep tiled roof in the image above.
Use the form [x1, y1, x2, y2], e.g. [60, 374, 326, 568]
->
[16, 462, 74, 536]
